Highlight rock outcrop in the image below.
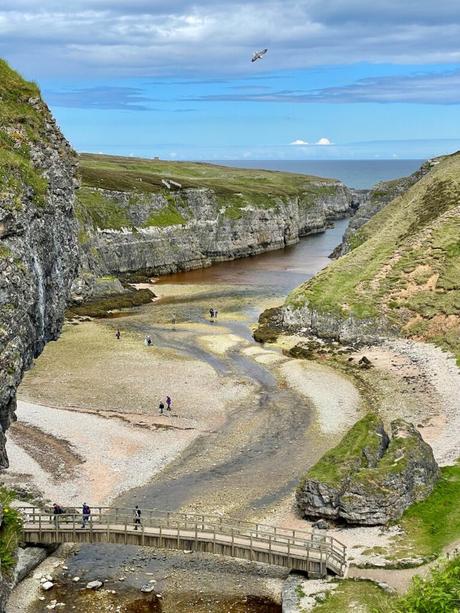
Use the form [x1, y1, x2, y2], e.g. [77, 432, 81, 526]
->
[296, 414, 440, 525]
[72, 155, 355, 301]
[0, 60, 78, 469]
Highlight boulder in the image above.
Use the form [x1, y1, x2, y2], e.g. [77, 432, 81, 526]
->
[86, 580, 103, 590]
[296, 415, 439, 525]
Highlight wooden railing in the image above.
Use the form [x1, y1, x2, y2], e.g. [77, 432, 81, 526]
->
[17, 506, 347, 577]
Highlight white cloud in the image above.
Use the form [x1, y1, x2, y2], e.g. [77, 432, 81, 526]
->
[316, 138, 332, 145]
[290, 139, 309, 145]
[2, 1, 460, 78]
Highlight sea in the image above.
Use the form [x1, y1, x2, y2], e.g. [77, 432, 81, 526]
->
[215, 159, 425, 190]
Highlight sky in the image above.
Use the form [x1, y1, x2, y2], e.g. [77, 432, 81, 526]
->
[1, 1, 460, 160]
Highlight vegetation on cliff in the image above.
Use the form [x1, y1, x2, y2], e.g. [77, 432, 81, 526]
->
[77, 153, 344, 227]
[0, 60, 49, 208]
[0, 489, 22, 573]
[286, 152, 460, 362]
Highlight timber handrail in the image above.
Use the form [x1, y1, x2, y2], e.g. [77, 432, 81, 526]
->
[17, 506, 347, 576]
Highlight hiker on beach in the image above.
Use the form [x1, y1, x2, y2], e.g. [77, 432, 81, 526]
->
[209, 307, 214, 321]
[133, 505, 142, 530]
[53, 503, 64, 527]
[145, 335, 152, 346]
[81, 503, 91, 528]
[172, 312, 176, 328]
[166, 395, 172, 412]
[213, 308, 218, 321]
[159, 401, 165, 415]
[115, 329, 121, 340]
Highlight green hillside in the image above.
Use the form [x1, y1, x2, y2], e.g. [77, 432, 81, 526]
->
[286, 152, 460, 362]
[79, 153, 335, 196]
[0, 60, 48, 208]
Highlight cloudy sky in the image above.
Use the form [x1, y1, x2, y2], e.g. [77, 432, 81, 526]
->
[2, 0, 460, 159]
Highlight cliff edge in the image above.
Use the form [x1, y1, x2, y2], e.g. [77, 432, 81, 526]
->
[0, 60, 78, 468]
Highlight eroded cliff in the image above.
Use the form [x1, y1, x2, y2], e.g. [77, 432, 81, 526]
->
[72, 154, 355, 300]
[0, 60, 78, 469]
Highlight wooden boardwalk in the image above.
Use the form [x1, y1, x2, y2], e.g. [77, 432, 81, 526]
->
[18, 507, 347, 578]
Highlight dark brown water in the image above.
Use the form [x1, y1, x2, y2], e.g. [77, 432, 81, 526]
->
[155, 219, 349, 292]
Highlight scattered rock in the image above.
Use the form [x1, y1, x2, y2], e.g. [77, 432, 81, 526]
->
[140, 584, 155, 593]
[86, 580, 103, 590]
[72, 577, 80, 582]
[312, 519, 329, 530]
[41, 581, 54, 591]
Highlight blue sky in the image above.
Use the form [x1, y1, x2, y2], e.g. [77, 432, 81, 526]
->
[2, 1, 460, 159]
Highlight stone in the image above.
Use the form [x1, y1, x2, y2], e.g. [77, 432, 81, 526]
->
[41, 581, 54, 591]
[296, 415, 439, 525]
[312, 519, 329, 530]
[72, 577, 80, 582]
[140, 584, 155, 593]
[86, 580, 103, 590]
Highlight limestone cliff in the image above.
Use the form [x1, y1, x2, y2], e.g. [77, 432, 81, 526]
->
[0, 60, 78, 471]
[72, 154, 354, 300]
[296, 414, 439, 525]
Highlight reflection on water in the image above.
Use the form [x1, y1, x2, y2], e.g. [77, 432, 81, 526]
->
[156, 219, 349, 293]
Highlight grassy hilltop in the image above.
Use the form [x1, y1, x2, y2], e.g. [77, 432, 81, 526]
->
[286, 151, 460, 363]
[77, 153, 341, 227]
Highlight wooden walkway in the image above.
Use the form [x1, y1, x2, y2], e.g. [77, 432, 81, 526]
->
[18, 507, 347, 578]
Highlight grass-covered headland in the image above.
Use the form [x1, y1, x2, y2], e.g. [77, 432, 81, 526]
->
[76, 153, 343, 228]
[286, 151, 460, 363]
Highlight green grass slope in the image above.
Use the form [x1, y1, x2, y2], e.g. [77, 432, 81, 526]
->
[286, 151, 460, 362]
[0, 60, 49, 209]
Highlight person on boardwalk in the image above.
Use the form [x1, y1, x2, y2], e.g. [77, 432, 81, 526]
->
[159, 401, 165, 415]
[133, 505, 142, 530]
[166, 395, 172, 412]
[115, 329, 121, 340]
[81, 503, 91, 529]
[53, 503, 64, 527]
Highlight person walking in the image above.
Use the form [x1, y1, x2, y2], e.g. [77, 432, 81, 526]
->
[81, 502, 91, 529]
[159, 401, 165, 415]
[213, 308, 218, 321]
[145, 335, 152, 346]
[115, 329, 121, 340]
[209, 307, 214, 322]
[133, 505, 142, 530]
[172, 312, 176, 328]
[53, 503, 64, 527]
[166, 395, 172, 412]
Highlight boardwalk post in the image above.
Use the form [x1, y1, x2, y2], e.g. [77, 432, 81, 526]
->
[38, 512, 42, 542]
[269, 534, 272, 564]
[250, 533, 253, 561]
[231, 528, 235, 557]
[124, 517, 127, 544]
[213, 526, 216, 554]
[159, 524, 162, 547]
[72, 513, 76, 541]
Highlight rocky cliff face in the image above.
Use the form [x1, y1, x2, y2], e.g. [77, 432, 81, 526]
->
[72, 156, 354, 301]
[0, 60, 78, 470]
[296, 415, 439, 525]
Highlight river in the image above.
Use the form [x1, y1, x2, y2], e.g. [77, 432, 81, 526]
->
[14, 219, 354, 613]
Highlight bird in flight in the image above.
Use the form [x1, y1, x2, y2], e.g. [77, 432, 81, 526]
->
[251, 48, 268, 63]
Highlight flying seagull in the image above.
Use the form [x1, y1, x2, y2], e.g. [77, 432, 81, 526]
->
[251, 48, 268, 63]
